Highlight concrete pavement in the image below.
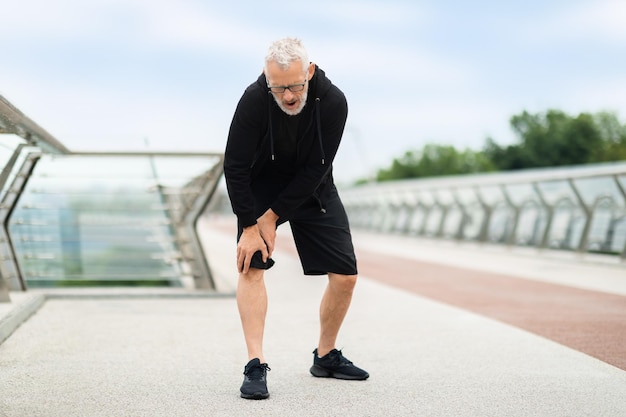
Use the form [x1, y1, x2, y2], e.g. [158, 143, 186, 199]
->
[1, 216, 625, 416]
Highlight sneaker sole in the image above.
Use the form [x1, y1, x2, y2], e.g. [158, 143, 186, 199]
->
[309, 365, 369, 380]
[240, 392, 270, 400]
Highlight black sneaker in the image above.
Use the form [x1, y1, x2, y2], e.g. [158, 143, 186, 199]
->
[240, 358, 270, 400]
[310, 348, 369, 380]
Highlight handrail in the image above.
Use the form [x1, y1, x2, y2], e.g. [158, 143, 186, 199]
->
[341, 162, 626, 261]
[345, 162, 626, 195]
[0, 95, 70, 154]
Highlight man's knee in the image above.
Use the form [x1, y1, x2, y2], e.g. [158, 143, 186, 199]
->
[239, 268, 265, 284]
[328, 273, 357, 292]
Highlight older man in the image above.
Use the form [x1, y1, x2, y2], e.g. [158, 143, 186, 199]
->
[224, 37, 369, 400]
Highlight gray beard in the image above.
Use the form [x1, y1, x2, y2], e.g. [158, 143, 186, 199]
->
[274, 90, 308, 116]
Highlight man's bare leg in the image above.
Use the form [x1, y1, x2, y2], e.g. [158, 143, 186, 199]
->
[317, 273, 357, 356]
[237, 268, 267, 363]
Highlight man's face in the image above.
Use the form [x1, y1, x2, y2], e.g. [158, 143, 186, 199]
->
[265, 60, 314, 116]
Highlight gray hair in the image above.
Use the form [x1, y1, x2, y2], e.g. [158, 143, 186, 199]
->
[264, 37, 309, 74]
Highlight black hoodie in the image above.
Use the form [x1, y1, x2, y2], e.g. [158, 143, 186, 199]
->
[224, 65, 348, 228]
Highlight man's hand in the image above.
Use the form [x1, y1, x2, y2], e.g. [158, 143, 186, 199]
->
[236, 209, 279, 274]
[237, 225, 268, 274]
[257, 209, 279, 258]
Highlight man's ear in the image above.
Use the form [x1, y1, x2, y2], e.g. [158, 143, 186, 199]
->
[307, 62, 316, 80]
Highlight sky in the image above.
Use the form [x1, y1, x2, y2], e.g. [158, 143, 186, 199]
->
[1, 0, 625, 183]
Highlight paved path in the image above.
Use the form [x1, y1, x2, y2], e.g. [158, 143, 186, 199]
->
[350, 231, 626, 371]
[0, 215, 625, 416]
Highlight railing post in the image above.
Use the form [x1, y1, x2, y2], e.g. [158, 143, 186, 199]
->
[0, 145, 22, 302]
[452, 189, 469, 240]
[500, 185, 520, 246]
[568, 179, 592, 254]
[417, 200, 432, 236]
[612, 175, 626, 261]
[433, 200, 449, 238]
[1, 148, 41, 294]
[1, 144, 27, 301]
[186, 158, 224, 290]
[532, 183, 553, 250]
[399, 199, 414, 234]
[474, 186, 492, 243]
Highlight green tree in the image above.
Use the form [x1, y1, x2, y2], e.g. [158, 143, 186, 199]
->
[592, 111, 626, 161]
[485, 109, 625, 170]
[368, 109, 626, 183]
[376, 144, 495, 181]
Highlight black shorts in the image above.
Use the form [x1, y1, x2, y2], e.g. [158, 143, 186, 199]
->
[237, 183, 358, 276]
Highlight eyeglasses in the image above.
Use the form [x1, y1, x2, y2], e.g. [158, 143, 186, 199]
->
[267, 81, 307, 93]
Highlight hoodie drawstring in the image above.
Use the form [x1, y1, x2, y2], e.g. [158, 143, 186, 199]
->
[267, 93, 325, 166]
[315, 97, 325, 165]
[268, 91, 276, 161]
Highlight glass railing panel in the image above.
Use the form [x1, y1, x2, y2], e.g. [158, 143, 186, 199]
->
[1, 137, 29, 201]
[434, 188, 454, 206]
[610, 218, 626, 253]
[488, 202, 515, 243]
[383, 192, 407, 233]
[9, 153, 222, 287]
[407, 205, 428, 235]
[33, 155, 155, 178]
[455, 187, 480, 206]
[503, 183, 537, 206]
[617, 174, 626, 193]
[441, 205, 463, 238]
[461, 202, 485, 241]
[423, 205, 444, 236]
[476, 184, 505, 206]
[546, 201, 584, 250]
[0, 135, 26, 151]
[586, 203, 618, 252]
[415, 190, 435, 207]
[516, 201, 547, 246]
[535, 180, 576, 206]
[572, 176, 625, 208]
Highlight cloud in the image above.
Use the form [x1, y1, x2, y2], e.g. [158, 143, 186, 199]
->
[309, 0, 428, 26]
[135, 2, 272, 56]
[1, 0, 273, 60]
[562, 0, 626, 41]
[0, 69, 231, 153]
[561, 76, 626, 116]
[1, 0, 136, 40]
[308, 38, 472, 94]
[522, 0, 626, 43]
[2, 0, 624, 185]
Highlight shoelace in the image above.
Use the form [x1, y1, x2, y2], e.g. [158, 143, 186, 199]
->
[244, 363, 271, 380]
[327, 350, 353, 367]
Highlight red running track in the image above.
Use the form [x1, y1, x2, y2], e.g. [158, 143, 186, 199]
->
[354, 247, 626, 371]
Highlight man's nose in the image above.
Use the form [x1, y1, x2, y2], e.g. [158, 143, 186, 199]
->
[282, 89, 295, 99]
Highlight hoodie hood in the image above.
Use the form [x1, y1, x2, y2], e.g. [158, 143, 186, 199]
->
[224, 63, 348, 227]
[257, 64, 332, 166]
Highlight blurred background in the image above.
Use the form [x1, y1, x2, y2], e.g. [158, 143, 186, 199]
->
[1, 0, 625, 184]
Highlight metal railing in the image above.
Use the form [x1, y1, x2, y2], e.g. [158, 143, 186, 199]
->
[1, 96, 224, 302]
[340, 163, 626, 260]
[9, 152, 223, 288]
[1, 139, 40, 301]
[0, 94, 70, 154]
